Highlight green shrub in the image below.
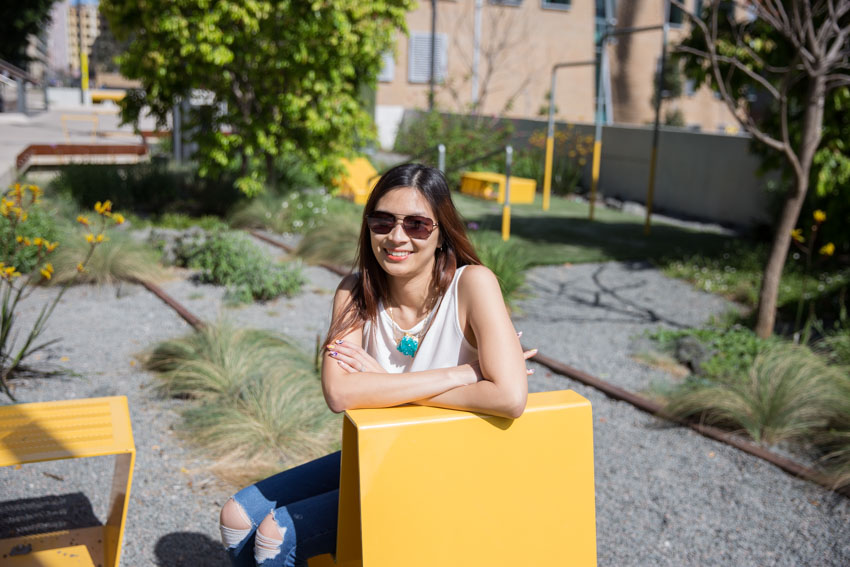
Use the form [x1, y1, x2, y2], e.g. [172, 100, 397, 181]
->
[52, 163, 243, 217]
[0, 200, 63, 274]
[652, 325, 777, 381]
[394, 110, 513, 188]
[177, 230, 304, 302]
[469, 230, 530, 307]
[230, 189, 356, 234]
[146, 321, 338, 485]
[509, 126, 592, 196]
[152, 213, 229, 232]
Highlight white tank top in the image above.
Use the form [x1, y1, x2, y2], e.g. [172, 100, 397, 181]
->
[363, 265, 478, 373]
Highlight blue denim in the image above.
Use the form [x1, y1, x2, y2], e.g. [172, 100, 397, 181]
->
[226, 451, 340, 567]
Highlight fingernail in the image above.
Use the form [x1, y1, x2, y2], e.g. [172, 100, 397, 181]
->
[529, 369, 535, 374]
[532, 348, 538, 353]
[326, 344, 335, 350]
[335, 339, 343, 344]
[329, 351, 338, 357]
[516, 331, 523, 337]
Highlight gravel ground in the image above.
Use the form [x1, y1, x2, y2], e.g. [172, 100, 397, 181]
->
[1, 237, 848, 566]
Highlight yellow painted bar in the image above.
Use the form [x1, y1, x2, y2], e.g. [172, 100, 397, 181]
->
[81, 53, 89, 93]
[315, 390, 597, 567]
[501, 204, 511, 241]
[542, 135, 554, 211]
[644, 145, 659, 235]
[589, 139, 601, 220]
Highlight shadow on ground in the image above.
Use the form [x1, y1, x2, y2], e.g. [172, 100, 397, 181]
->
[0, 493, 100, 538]
[155, 532, 230, 566]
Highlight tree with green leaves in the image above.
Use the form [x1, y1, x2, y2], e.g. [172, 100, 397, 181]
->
[673, 0, 850, 338]
[100, 0, 411, 195]
[0, 2, 57, 68]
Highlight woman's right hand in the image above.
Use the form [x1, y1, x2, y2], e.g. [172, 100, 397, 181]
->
[460, 346, 537, 386]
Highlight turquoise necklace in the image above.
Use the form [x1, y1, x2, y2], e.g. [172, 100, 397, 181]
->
[387, 299, 441, 358]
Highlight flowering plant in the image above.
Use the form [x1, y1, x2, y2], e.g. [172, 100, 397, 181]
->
[0, 185, 123, 400]
[790, 209, 835, 342]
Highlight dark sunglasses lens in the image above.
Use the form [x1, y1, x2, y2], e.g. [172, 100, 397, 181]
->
[366, 213, 395, 234]
[402, 217, 434, 239]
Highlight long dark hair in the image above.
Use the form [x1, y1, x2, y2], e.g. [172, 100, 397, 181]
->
[326, 163, 480, 343]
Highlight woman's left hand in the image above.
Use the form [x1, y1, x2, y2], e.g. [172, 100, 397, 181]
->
[327, 340, 387, 374]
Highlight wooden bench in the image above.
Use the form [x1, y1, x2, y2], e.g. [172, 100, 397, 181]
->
[309, 389, 597, 567]
[0, 396, 136, 567]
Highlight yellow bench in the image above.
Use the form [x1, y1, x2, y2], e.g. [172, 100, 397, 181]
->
[460, 171, 537, 204]
[309, 389, 597, 567]
[0, 396, 136, 567]
[334, 158, 379, 205]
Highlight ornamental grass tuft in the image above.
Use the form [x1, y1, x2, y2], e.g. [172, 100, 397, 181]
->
[469, 230, 530, 307]
[49, 229, 166, 285]
[146, 320, 339, 485]
[662, 344, 848, 446]
[294, 211, 361, 269]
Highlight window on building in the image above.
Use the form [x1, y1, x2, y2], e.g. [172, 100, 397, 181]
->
[685, 79, 696, 97]
[542, 0, 570, 10]
[668, 3, 685, 26]
[377, 52, 395, 83]
[408, 32, 447, 84]
[490, 0, 523, 6]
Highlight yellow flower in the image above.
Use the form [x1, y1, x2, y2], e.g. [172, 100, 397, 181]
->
[819, 243, 835, 256]
[2, 266, 21, 280]
[33, 237, 43, 247]
[85, 233, 95, 244]
[76, 215, 90, 226]
[16, 235, 22, 243]
[46, 241, 58, 252]
[76, 262, 85, 273]
[791, 228, 805, 243]
[96, 233, 107, 243]
[94, 200, 113, 215]
[27, 185, 41, 198]
[40, 263, 54, 280]
[113, 213, 125, 225]
[813, 210, 826, 223]
[22, 237, 31, 246]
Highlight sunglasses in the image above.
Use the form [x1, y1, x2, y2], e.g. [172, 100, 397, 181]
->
[365, 211, 438, 240]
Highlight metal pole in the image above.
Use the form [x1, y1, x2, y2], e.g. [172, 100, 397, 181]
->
[603, 0, 616, 125]
[543, 60, 595, 212]
[543, 70, 557, 212]
[645, 3, 670, 235]
[589, 44, 607, 220]
[472, 0, 482, 107]
[438, 144, 446, 173]
[77, 0, 85, 105]
[429, 0, 437, 111]
[502, 146, 513, 241]
[16, 78, 26, 114]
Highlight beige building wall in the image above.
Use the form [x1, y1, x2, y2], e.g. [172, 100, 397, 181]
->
[607, 0, 739, 132]
[67, 4, 100, 74]
[376, 0, 598, 143]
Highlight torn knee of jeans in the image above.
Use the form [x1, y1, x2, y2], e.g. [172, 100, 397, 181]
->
[255, 514, 287, 563]
[220, 498, 253, 549]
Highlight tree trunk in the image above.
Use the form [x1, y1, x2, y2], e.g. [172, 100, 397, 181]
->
[754, 76, 826, 338]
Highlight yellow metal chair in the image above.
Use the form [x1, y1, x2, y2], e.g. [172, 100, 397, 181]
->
[0, 396, 136, 567]
[460, 171, 537, 204]
[334, 158, 379, 205]
[309, 389, 597, 567]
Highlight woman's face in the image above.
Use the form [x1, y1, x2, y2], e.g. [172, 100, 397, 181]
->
[369, 186, 441, 280]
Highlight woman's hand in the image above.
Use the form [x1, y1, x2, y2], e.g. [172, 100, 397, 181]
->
[462, 346, 538, 385]
[327, 340, 387, 374]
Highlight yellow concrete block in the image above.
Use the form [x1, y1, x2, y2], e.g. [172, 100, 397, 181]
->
[320, 390, 597, 567]
[460, 171, 537, 204]
[335, 158, 378, 205]
[4, 545, 96, 567]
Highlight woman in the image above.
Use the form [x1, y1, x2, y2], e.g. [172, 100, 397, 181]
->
[220, 163, 532, 566]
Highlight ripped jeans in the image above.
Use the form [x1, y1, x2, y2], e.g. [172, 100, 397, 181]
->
[221, 451, 340, 566]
